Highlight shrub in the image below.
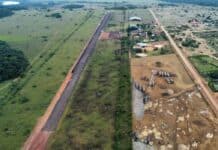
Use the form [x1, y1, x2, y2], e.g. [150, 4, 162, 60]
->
[182, 38, 199, 48]
[18, 96, 29, 104]
[46, 13, 62, 19]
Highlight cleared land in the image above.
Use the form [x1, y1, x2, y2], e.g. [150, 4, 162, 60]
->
[0, 7, 104, 149]
[131, 54, 218, 149]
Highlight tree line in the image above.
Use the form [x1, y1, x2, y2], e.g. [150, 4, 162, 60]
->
[0, 5, 27, 19]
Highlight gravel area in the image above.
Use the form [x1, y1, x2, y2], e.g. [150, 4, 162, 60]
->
[133, 141, 154, 150]
[132, 84, 145, 120]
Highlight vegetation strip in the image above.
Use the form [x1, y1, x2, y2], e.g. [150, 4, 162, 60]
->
[189, 55, 218, 92]
[114, 37, 132, 150]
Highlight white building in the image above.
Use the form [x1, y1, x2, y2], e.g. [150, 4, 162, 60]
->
[129, 16, 142, 22]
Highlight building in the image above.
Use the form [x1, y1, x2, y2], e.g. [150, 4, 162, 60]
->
[129, 16, 142, 22]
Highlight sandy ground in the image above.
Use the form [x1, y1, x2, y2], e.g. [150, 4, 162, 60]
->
[133, 140, 154, 150]
[99, 31, 110, 40]
[99, 31, 121, 40]
[131, 54, 194, 95]
[131, 54, 218, 149]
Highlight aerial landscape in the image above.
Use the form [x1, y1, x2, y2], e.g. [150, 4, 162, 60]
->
[0, 0, 217, 150]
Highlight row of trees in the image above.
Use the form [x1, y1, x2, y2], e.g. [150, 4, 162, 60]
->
[62, 4, 84, 10]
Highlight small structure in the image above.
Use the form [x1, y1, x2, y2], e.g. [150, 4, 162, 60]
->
[165, 77, 174, 84]
[136, 43, 148, 48]
[129, 16, 142, 22]
[143, 94, 150, 104]
[188, 19, 200, 27]
[154, 44, 164, 49]
[136, 53, 148, 58]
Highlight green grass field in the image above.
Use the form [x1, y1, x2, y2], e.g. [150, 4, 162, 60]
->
[48, 40, 120, 149]
[0, 7, 104, 149]
[48, 10, 132, 150]
[190, 55, 218, 76]
[189, 55, 218, 91]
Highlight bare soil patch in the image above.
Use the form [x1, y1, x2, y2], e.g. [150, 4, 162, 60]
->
[131, 54, 218, 149]
[99, 31, 121, 40]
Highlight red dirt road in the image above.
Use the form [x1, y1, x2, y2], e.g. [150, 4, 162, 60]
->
[149, 9, 218, 116]
[22, 74, 72, 150]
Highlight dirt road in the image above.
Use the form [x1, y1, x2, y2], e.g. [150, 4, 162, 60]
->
[149, 9, 218, 116]
[23, 12, 111, 150]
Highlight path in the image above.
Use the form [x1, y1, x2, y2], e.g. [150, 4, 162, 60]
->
[132, 85, 145, 120]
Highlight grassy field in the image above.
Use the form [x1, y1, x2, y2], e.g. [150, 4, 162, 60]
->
[190, 55, 218, 91]
[0, 7, 104, 149]
[194, 31, 218, 53]
[48, 40, 119, 149]
[48, 11, 132, 150]
[190, 55, 218, 76]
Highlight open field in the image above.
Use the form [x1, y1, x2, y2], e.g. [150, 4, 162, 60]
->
[0, 8, 99, 60]
[47, 39, 132, 149]
[131, 54, 194, 98]
[131, 54, 218, 149]
[190, 55, 218, 92]
[47, 10, 132, 149]
[190, 55, 218, 77]
[194, 31, 218, 53]
[0, 6, 104, 149]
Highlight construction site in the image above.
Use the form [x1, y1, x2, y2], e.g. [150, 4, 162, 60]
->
[131, 54, 218, 149]
[130, 11, 218, 150]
